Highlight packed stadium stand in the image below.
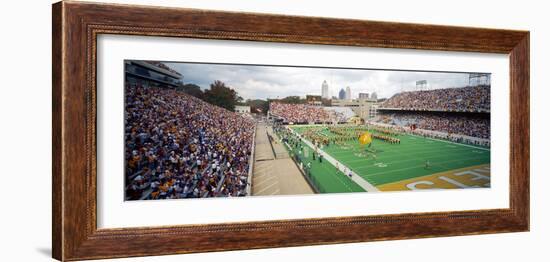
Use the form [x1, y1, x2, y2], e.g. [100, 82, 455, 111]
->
[270, 102, 355, 124]
[376, 112, 489, 139]
[377, 85, 490, 139]
[125, 84, 255, 200]
[380, 85, 490, 113]
[270, 102, 332, 123]
[324, 106, 356, 122]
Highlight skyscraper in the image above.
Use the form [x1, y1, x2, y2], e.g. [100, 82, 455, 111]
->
[338, 88, 346, 99]
[321, 80, 329, 99]
[345, 86, 351, 100]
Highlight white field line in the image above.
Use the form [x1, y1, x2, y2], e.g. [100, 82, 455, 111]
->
[312, 161, 357, 192]
[335, 145, 488, 166]
[329, 142, 482, 158]
[360, 156, 490, 177]
[363, 137, 489, 176]
[289, 126, 490, 188]
[291, 124, 489, 151]
[286, 141, 354, 192]
[328, 135, 488, 158]
[408, 133, 490, 151]
[321, 134, 489, 168]
[329, 170, 355, 192]
[288, 127, 380, 192]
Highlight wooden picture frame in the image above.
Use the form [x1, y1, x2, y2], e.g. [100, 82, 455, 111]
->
[52, 1, 529, 261]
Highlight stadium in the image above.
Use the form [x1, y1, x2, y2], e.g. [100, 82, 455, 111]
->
[124, 61, 491, 200]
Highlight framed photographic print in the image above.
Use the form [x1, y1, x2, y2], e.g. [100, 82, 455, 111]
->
[52, 1, 529, 261]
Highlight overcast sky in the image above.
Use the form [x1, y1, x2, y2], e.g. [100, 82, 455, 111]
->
[164, 62, 487, 100]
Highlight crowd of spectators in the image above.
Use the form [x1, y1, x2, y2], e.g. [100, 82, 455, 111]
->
[332, 111, 349, 123]
[324, 107, 355, 122]
[377, 111, 490, 139]
[380, 85, 490, 112]
[270, 102, 335, 123]
[125, 84, 255, 200]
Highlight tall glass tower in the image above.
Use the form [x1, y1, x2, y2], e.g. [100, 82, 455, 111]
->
[321, 80, 329, 99]
[338, 88, 346, 99]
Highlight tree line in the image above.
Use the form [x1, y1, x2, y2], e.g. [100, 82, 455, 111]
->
[177, 80, 320, 115]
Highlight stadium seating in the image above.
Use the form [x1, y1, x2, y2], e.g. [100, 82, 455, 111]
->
[270, 102, 352, 123]
[324, 106, 355, 122]
[125, 84, 255, 200]
[377, 111, 489, 139]
[270, 102, 331, 123]
[380, 85, 490, 112]
[376, 85, 490, 139]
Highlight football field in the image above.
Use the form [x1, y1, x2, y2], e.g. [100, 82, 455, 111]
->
[279, 125, 491, 194]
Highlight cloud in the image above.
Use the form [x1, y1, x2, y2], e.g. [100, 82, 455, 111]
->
[164, 62, 480, 100]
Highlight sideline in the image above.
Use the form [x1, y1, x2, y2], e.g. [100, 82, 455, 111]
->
[287, 127, 380, 192]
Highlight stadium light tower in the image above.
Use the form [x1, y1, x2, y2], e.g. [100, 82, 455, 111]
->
[468, 73, 491, 86]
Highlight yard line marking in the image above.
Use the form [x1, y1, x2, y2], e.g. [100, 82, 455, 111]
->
[347, 138, 489, 171]
[289, 127, 379, 192]
[408, 133, 490, 151]
[361, 156, 489, 177]
[316, 159, 357, 192]
[291, 127, 490, 188]
[332, 146, 489, 169]
[348, 152, 488, 170]
[328, 142, 479, 157]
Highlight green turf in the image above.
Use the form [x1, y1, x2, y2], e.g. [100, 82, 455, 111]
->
[278, 137, 365, 194]
[288, 125, 490, 188]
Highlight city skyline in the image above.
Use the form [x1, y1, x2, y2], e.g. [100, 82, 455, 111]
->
[165, 62, 486, 101]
